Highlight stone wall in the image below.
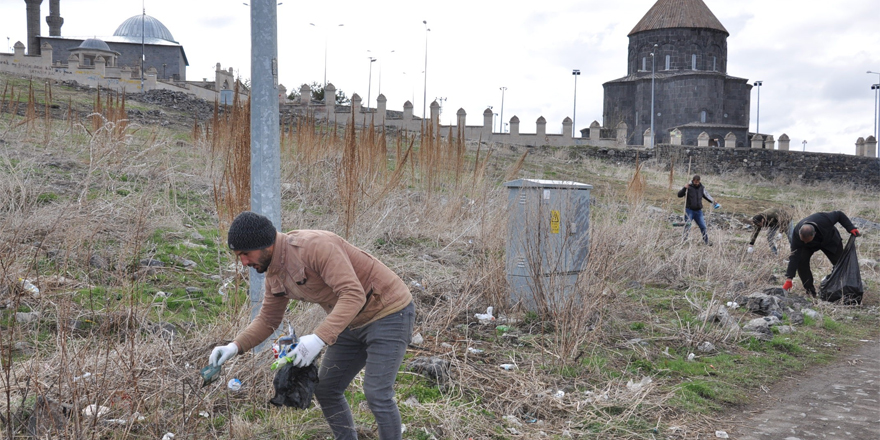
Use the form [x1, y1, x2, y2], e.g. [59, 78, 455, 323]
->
[558, 144, 880, 188]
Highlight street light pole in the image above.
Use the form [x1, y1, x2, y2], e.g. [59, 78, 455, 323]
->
[868, 71, 880, 148]
[422, 20, 430, 124]
[650, 44, 656, 148]
[572, 69, 580, 138]
[753, 80, 763, 136]
[802, 139, 807, 152]
[310, 23, 343, 87]
[499, 86, 507, 133]
[367, 57, 376, 110]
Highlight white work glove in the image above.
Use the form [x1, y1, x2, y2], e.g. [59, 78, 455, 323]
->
[209, 342, 239, 367]
[747, 246, 754, 254]
[273, 334, 325, 369]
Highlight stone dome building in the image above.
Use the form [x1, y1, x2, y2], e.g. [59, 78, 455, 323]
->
[113, 14, 178, 43]
[36, 13, 189, 80]
[603, 0, 752, 147]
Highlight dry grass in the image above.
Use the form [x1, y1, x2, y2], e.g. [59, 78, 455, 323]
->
[0, 81, 878, 439]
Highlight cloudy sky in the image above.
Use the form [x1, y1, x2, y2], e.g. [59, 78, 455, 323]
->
[2, 0, 879, 155]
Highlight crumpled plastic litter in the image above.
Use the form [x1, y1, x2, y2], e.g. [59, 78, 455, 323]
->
[269, 363, 319, 409]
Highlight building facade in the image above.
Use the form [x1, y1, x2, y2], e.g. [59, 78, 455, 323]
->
[603, 0, 752, 147]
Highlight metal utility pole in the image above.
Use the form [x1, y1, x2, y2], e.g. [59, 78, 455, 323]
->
[753, 80, 763, 135]
[499, 86, 507, 132]
[572, 69, 580, 137]
[650, 44, 656, 148]
[422, 21, 430, 125]
[248, 0, 281, 352]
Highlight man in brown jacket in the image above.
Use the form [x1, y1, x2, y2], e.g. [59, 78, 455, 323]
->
[209, 211, 414, 440]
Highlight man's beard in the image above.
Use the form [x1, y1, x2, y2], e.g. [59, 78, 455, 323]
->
[250, 248, 272, 273]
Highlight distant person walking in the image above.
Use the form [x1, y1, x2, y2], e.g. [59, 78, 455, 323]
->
[677, 175, 720, 244]
[783, 211, 859, 296]
[748, 207, 792, 255]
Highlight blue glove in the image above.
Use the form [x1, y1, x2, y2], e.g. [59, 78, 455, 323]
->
[713, 203, 721, 210]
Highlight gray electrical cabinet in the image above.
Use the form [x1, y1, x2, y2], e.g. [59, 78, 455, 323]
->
[504, 179, 592, 312]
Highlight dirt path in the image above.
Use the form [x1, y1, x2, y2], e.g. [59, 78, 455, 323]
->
[727, 338, 879, 439]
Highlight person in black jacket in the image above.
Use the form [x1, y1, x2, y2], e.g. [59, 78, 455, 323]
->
[783, 211, 860, 295]
[677, 175, 720, 244]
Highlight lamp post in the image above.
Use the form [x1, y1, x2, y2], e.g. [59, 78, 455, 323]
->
[802, 139, 807, 152]
[868, 71, 880, 148]
[572, 69, 580, 138]
[310, 23, 344, 87]
[422, 20, 430, 123]
[367, 56, 376, 110]
[368, 49, 394, 98]
[650, 44, 656, 148]
[499, 86, 507, 133]
[162, 63, 166, 79]
[753, 80, 763, 136]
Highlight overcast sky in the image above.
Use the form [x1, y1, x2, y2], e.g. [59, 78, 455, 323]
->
[2, 0, 879, 155]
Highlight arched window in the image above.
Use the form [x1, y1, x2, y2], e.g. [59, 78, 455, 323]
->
[665, 55, 670, 70]
[700, 110, 707, 123]
[642, 57, 646, 71]
[692, 54, 697, 70]
[711, 56, 717, 71]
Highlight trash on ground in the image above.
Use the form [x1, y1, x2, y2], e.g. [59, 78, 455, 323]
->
[411, 332, 424, 345]
[626, 376, 652, 392]
[499, 363, 517, 370]
[715, 430, 729, 438]
[467, 347, 484, 354]
[227, 378, 241, 391]
[19, 279, 40, 296]
[161, 433, 175, 440]
[687, 353, 696, 361]
[475, 306, 495, 324]
[82, 404, 110, 418]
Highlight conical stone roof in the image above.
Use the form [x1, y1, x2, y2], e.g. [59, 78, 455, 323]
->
[628, 0, 727, 36]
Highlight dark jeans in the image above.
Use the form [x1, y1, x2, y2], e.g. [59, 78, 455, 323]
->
[798, 245, 843, 295]
[315, 301, 415, 440]
[683, 208, 708, 243]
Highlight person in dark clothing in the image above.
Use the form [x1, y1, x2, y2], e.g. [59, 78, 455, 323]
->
[783, 211, 860, 295]
[748, 207, 792, 255]
[677, 175, 720, 244]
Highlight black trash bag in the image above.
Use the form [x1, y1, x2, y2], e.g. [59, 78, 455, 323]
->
[819, 235, 863, 305]
[269, 363, 319, 409]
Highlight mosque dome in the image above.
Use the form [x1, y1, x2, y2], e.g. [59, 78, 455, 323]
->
[113, 14, 176, 43]
[75, 38, 112, 52]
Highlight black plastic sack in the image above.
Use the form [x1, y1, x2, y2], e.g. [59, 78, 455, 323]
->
[269, 363, 319, 409]
[819, 235, 863, 305]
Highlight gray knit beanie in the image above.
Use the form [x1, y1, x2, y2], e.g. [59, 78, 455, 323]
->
[228, 211, 277, 251]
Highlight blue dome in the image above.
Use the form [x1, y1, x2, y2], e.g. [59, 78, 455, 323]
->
[75, 38, 112, 51]
[113, 14, 176, 43]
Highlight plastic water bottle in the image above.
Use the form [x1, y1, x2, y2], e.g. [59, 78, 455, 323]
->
[20, 279, 39, 295]
[227, 378, 241, 391]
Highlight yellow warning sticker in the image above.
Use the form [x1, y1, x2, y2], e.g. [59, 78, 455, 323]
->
[550, 210, 560, 234]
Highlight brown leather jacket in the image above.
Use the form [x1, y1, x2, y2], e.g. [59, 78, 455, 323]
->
[233, 231, 413, 351]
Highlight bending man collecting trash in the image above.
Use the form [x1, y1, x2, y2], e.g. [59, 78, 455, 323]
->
[783, 211, 859, 296]
[209, 211, 415, 440]
[748, 207, 792, 255]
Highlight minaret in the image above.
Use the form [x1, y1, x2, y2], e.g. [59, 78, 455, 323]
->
[25, 0, 43, 55]
[46, 0, 63, 36]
